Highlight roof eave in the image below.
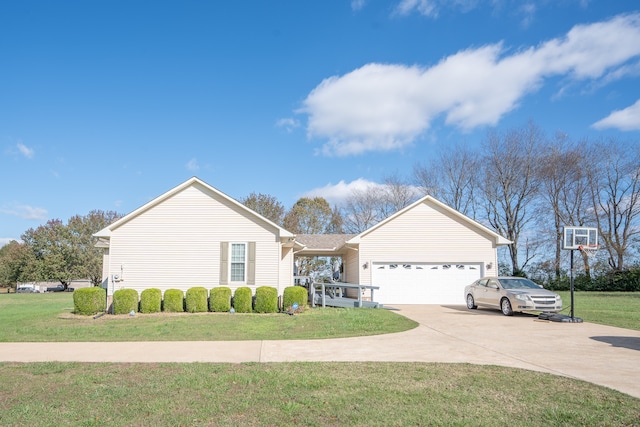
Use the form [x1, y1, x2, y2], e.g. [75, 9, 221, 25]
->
[496, 236, 512, 246]
[93, 228, 111, 238]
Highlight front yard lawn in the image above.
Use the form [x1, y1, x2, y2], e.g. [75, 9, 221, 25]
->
[0, 362, 637, 426]
[556, 291, 640, 330]
[0, 293, 418, 342]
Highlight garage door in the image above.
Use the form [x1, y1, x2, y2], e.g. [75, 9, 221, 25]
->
[372, 263, 482, 305]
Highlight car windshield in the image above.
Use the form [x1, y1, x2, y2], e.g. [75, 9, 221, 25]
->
[499, 278, 541, 290]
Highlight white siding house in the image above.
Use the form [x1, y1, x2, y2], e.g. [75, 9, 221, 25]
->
[94, 177, 295, 310]
[95, 178, 509, 310]
[346, 196, 511, 305]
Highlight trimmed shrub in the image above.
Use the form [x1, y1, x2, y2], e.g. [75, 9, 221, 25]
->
[140, 288, 162, 313]
[254, 286, 278, 313]
[283, 286, 308, 311]
[113, 289, 139, 315]
[185, 287, 208, 313]
[73, 287, 106, 316]
[233, 287, 252, 313]
[163, 289, 184, 312]
[210, 287, 232, 312]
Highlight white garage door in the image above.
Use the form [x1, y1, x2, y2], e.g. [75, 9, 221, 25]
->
[372, 263, 482, 305]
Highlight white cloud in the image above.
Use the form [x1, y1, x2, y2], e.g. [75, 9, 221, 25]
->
[596, 60, 640, 87]
[17, 142, 34, 159]
[275, 117, 300, 133]
[186, 158, 200, 172]
[300, 13, 640, 156]
[394, 0, 587, 20]
[395, 0, 438, 17]
[592, 99, 640, 131]
[302, 178, 384, 205]
[351, 0, 366, 11]
[519, 2, 536, 28]
[0, 203, 48, 220]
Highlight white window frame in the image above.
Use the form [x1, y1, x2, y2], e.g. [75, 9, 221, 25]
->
[229, 242, 247, 283]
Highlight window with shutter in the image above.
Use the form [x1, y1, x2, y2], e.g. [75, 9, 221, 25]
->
[230, 243, 246, 282]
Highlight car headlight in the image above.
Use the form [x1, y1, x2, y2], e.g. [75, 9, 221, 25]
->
[515, 294, 530, 302]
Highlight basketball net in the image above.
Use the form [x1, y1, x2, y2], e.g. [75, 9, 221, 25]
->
[578, 244, 599, 259]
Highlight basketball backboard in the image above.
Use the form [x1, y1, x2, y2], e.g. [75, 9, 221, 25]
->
[562, 226, 598, 250]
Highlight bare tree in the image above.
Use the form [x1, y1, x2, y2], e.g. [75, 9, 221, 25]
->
[380, 173, 419, 217]
[414, 142, 479, 218]
[341, 187, 384, 233]
[479, 123, 543, 275]
[413, 161, 439, 196]
[340, 174, 418, 234]
[587, 139, 640, 270]
[537, 136, 594, 278]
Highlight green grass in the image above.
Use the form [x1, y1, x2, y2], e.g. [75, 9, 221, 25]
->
[2, 292, 639, 425]
[0, 293, 418, 342]
[3, 291, 639, 342]
[557, 291, 640, 330]
[0, 362, 637, 426]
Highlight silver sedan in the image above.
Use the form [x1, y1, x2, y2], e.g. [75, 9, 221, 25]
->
[464, 277, 563, 316]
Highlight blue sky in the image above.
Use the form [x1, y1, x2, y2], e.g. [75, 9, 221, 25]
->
[2, 1, 640, 245]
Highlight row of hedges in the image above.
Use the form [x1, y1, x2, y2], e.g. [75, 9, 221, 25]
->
[542, 268, 640, 292]
[73, 285, 309, 316]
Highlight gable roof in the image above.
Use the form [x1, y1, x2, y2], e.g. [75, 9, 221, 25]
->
[294, 234, 357, 253]
[346, 195, 511, 246]
[94, 177, 294, 240]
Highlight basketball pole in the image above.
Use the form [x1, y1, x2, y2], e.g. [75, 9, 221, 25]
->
[570, 249, 575, 321]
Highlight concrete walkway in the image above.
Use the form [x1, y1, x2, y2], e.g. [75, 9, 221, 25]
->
[1, 305, 639, 399]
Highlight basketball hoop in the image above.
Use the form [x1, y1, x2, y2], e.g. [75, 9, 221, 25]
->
[578, 244, 599, 259]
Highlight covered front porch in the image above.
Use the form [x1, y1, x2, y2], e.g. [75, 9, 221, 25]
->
[293, 234, 381, 308]
[309, 281, 381, 308]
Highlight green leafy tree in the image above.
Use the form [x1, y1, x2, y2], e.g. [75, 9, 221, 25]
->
[0, 241, 28, 288]
[68, 210, 122, 285]
[284, 197, 344, 276]
[240, 192, 285, 226]
[20, 210, 122, 287]
[328, 205, 344, 234]
[21, 219, 76, 288]
[284, 197, 338, 234]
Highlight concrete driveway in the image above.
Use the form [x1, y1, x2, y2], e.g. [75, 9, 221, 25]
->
[1, 305, 639, 398]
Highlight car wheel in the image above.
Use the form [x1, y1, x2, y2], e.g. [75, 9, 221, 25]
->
[466, 294, 477, 309]
[500, 298, 513, 316]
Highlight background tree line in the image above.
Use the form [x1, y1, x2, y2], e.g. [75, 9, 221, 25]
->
[412, 124, 640, 290]
[242, 123, 640, 289]
[1, 122, 638, 290]
[0, 211, 122, 289]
